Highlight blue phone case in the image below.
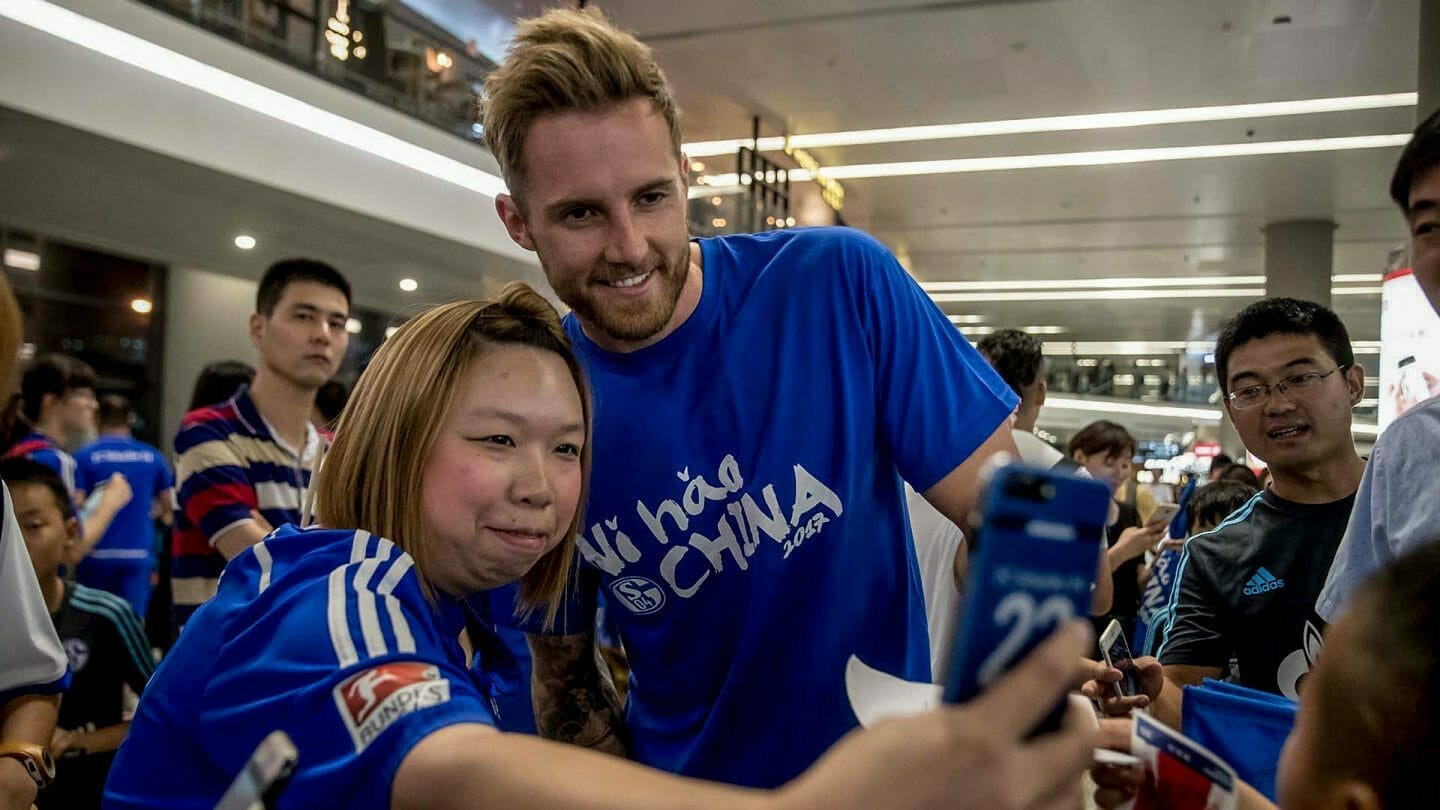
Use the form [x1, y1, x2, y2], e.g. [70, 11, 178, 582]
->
[942, 464, 1108, 734]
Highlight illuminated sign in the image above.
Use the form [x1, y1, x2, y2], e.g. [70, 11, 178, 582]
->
[784, 140, 844, 212]
[326, 0, 367, 62]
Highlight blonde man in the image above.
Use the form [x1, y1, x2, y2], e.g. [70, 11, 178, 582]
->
[485, 8, 1022, 787]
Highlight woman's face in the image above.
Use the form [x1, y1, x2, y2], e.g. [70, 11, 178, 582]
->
[1074, 449, 1132, 492]
[420, 344, 585, 596]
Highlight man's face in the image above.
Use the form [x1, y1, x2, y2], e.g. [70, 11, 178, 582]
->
[47, 387, 96, 443]
[10, 482, 77, 582]
[1407, 162, 1440, 314]
[1223, 333, 1362, 474]
[496, 99, 692, 348]
[250, 281, 349, 390]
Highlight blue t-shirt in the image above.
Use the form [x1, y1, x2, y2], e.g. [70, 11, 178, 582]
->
[530, 227, 1017, 787]
[75, 435, 172, 562]
[3, 431, 87, 498]
[104, 526, 515, 810]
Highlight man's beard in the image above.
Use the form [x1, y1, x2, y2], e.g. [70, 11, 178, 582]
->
[553, 243, 690, 344]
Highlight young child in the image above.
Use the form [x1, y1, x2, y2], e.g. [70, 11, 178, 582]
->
[0, 459, 153, 809]
[1092, 539, 1440, 810]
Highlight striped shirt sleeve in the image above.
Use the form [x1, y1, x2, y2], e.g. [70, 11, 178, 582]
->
[175, 420, 258, 546]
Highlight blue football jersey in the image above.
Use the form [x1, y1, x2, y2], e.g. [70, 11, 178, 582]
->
[519, 227, 1018, 787]
[104, 526, 516, 809]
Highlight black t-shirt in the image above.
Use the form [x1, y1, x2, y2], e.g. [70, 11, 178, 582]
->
[37, 582, 154, 809]
[1159, 490, 1350, 699]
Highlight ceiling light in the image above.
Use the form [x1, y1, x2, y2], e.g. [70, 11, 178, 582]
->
[712, 218, 727, 228]
[690, 160, 706, 172]
[681, 93, 1416, 156]
[1042, 341, 1210, 355]
[693, 134, 1406, 188]
[1045, 396, 1223, 423]
[1351, 340, 1382, 352]
[1333, 274, 1378, 283]
[932, 288, 1264, 303]
[0, 0, 507, 198]
[384, 325, 399, 339]
[922, 275, 1264, 292]
[947, 314, 986, 324]
[1020, 325, 1069, 335]
[345, 317, 362, 334]
[398, 278, 418, 292]
[234, 234, 256, 250]
[958, 326, 996, 336]
[2, 249, 41, 271]
[816, 135, 1411, 180]
[129, 298, 153, 314]
[1332, 286, 1383, 296]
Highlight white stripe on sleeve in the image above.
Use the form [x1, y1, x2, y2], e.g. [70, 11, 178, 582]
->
[327, 566, 358, 668]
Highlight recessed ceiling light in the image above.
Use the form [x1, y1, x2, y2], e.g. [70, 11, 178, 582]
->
[345, 317, 362, 334]
[130, 298, 153, 314]
[399, 278, 418, 292]
[947, 314, 986, 324]
[385, 326, 399, 339]
[2, 249, 40, 271]
[682, 93, 1416, 156]
[234, 235, 256, 250]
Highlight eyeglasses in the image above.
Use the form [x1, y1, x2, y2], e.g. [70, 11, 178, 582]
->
[1226, 365, 1348, 411]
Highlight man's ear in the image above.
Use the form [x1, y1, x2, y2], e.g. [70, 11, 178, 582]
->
[1345, 363, 1366, 405]
[248, 312, 265, 351]
[1035, 377, 1048, 408]
[496, 195, 536, 252]
[63, 516, 80, 547]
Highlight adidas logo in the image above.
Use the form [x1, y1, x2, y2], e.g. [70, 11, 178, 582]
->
[1243, 566, 1286, 596]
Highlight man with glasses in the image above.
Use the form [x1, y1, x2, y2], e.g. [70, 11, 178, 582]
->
[1146, 298, 1366, 727]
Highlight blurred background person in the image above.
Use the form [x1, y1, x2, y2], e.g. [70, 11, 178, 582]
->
[3, 355, 131, 571]
[185, 361, 254, 412]
[977, 328, 1064, 468]
[1070, 420, 1166, 640]
[73, 394, 172, 620]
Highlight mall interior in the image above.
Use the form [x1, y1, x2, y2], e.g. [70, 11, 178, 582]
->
[1, 1, 1439, 808]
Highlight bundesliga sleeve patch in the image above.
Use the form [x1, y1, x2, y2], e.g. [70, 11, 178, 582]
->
[333, 661, 452, 752]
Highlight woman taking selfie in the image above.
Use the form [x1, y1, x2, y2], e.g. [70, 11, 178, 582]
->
[104, 283, 1095, 810]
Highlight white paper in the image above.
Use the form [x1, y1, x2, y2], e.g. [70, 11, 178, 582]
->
[844, 655, 941, 727]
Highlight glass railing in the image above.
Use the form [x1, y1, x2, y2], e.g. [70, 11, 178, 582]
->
[135, 0, 494, 143]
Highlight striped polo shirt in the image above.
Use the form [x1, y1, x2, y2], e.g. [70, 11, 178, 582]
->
[172, 385, 323, 628]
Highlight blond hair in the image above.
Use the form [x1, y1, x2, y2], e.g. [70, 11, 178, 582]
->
[482, 6, 682, 199]
[315, 282, 590, 627]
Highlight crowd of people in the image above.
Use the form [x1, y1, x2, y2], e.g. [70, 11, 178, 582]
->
[0, 6, 1438, 810]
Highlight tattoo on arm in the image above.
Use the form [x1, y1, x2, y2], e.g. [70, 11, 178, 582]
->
[528, 632, 629, 757]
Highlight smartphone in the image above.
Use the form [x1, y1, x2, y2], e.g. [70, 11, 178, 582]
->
[1099, 619, 1141, 699]
[1146, 502, 1179, 528]
[214, 731, 298, 810]
[943, 464, 1109, 735]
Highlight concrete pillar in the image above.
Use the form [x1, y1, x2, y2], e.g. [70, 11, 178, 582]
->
[1421, 0, 1440, 121]
[1263, 220, 1336, 306]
